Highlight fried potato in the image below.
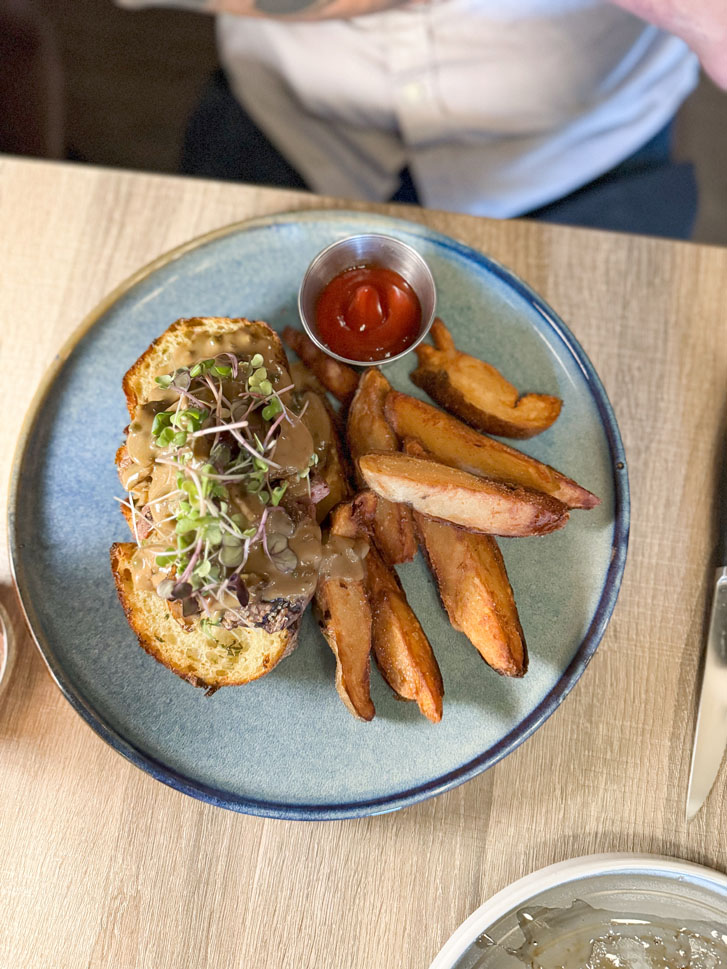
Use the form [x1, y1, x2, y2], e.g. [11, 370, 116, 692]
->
[411, 319, 562, 439]
[314, 502, 374, 721]
[385, 390, 599, 510]
[414, 512, 527, 677]
[347, 369, 417, 564]
[298, 388, 351, 522]
[363, 538, 443, 723]
[282, 326, 359, 406]
[289, 360, 329, 398]
[317, 439, 351, 523]
[358, 451, 569, 537]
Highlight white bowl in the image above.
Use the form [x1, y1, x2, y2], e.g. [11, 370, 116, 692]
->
[430, 853, 727, 969]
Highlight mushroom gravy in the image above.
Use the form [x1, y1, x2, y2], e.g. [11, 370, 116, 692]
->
[119, 324, 365, 634]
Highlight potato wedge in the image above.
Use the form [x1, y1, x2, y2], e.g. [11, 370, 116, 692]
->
[298, 388, 351, 523]
[414, 512, 527, 677]
[364, 541, 443, 723]
[358, 451, 569, 537]
[289, 360, 329, 398]
[314, 502, 374, 721]
[282, 326, 359, 406]
[385, 390, 599, 510]
[411, 319, 562, 438]
[347, 369, 417, 564]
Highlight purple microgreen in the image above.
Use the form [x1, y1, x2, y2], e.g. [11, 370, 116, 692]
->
[171, 581, 193, 600]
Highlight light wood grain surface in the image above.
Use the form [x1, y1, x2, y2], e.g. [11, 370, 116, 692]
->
[1, 156, 726, 969]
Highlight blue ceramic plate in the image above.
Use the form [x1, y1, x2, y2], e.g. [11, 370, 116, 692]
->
[9, 211, 629, 819]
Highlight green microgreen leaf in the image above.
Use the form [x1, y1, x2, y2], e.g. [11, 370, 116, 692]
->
[220, 545, 244, 568]
[155, 374, 173, 389]
[206, 525, 222, 546]
[271, 482, 288, 506]
[151, 412, 172, 436]
[156, 426, 175, 448]
[262, 397, 283, 421]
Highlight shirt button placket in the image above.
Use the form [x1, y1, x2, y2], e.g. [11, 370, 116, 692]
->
[385, 10, 436, 146]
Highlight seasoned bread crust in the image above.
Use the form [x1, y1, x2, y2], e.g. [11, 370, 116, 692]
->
[111, 543, 295, 690]
[112, 316, 301, 691]
[122, 316, 290, 418]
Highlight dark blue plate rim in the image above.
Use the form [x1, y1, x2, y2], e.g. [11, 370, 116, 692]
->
[8, 210, 630, 820]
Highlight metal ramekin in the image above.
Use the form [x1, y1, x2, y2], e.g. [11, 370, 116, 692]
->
[297, 233, 437, 367]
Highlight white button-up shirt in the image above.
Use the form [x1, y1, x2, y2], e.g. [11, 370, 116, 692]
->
[217, 0, 697, 215]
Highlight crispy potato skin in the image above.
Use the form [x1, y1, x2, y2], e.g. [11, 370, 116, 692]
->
[316, 436, 351, 523]
[385, 391, 599, 510]
[364, 541, 443, 723]
[347, 369, 417, 564]
[297, 390, 351, 523]
[358, 451, 570, 537]
[411, 319, 562, 439]
[282, 326, 359, 406]
[314, 502, 374, 721]
[414, 514, 528, 677]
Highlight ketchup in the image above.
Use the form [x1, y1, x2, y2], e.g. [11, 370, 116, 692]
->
[314, 265, 422, 362]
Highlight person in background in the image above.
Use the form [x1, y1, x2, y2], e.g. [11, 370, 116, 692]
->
[120, 0, 726, 237]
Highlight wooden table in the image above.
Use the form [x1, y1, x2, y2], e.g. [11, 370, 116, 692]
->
[1, 156, 726, 969]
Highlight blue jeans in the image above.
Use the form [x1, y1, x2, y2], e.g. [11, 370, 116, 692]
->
[182, 70, 697, 239]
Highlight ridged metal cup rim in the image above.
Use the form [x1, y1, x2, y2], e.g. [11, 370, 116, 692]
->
[297, 233, 437, 367]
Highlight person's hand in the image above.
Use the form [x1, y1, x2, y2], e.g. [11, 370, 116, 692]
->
[610, 0, 727, 88]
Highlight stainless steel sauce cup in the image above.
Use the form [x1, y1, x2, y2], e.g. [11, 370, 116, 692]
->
[297, 233, 437, 367]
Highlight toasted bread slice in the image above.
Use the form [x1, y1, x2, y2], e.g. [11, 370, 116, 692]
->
[111, 543, 296, 690]
[347, 369, 417, 565]
[113, 316, 306, 690]
[122, 316, 290, 418]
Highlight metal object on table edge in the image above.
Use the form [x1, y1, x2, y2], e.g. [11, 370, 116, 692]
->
[0, 599, 17, 697]
[298, 232, 437, 367]
[686, 564, 727, 820]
